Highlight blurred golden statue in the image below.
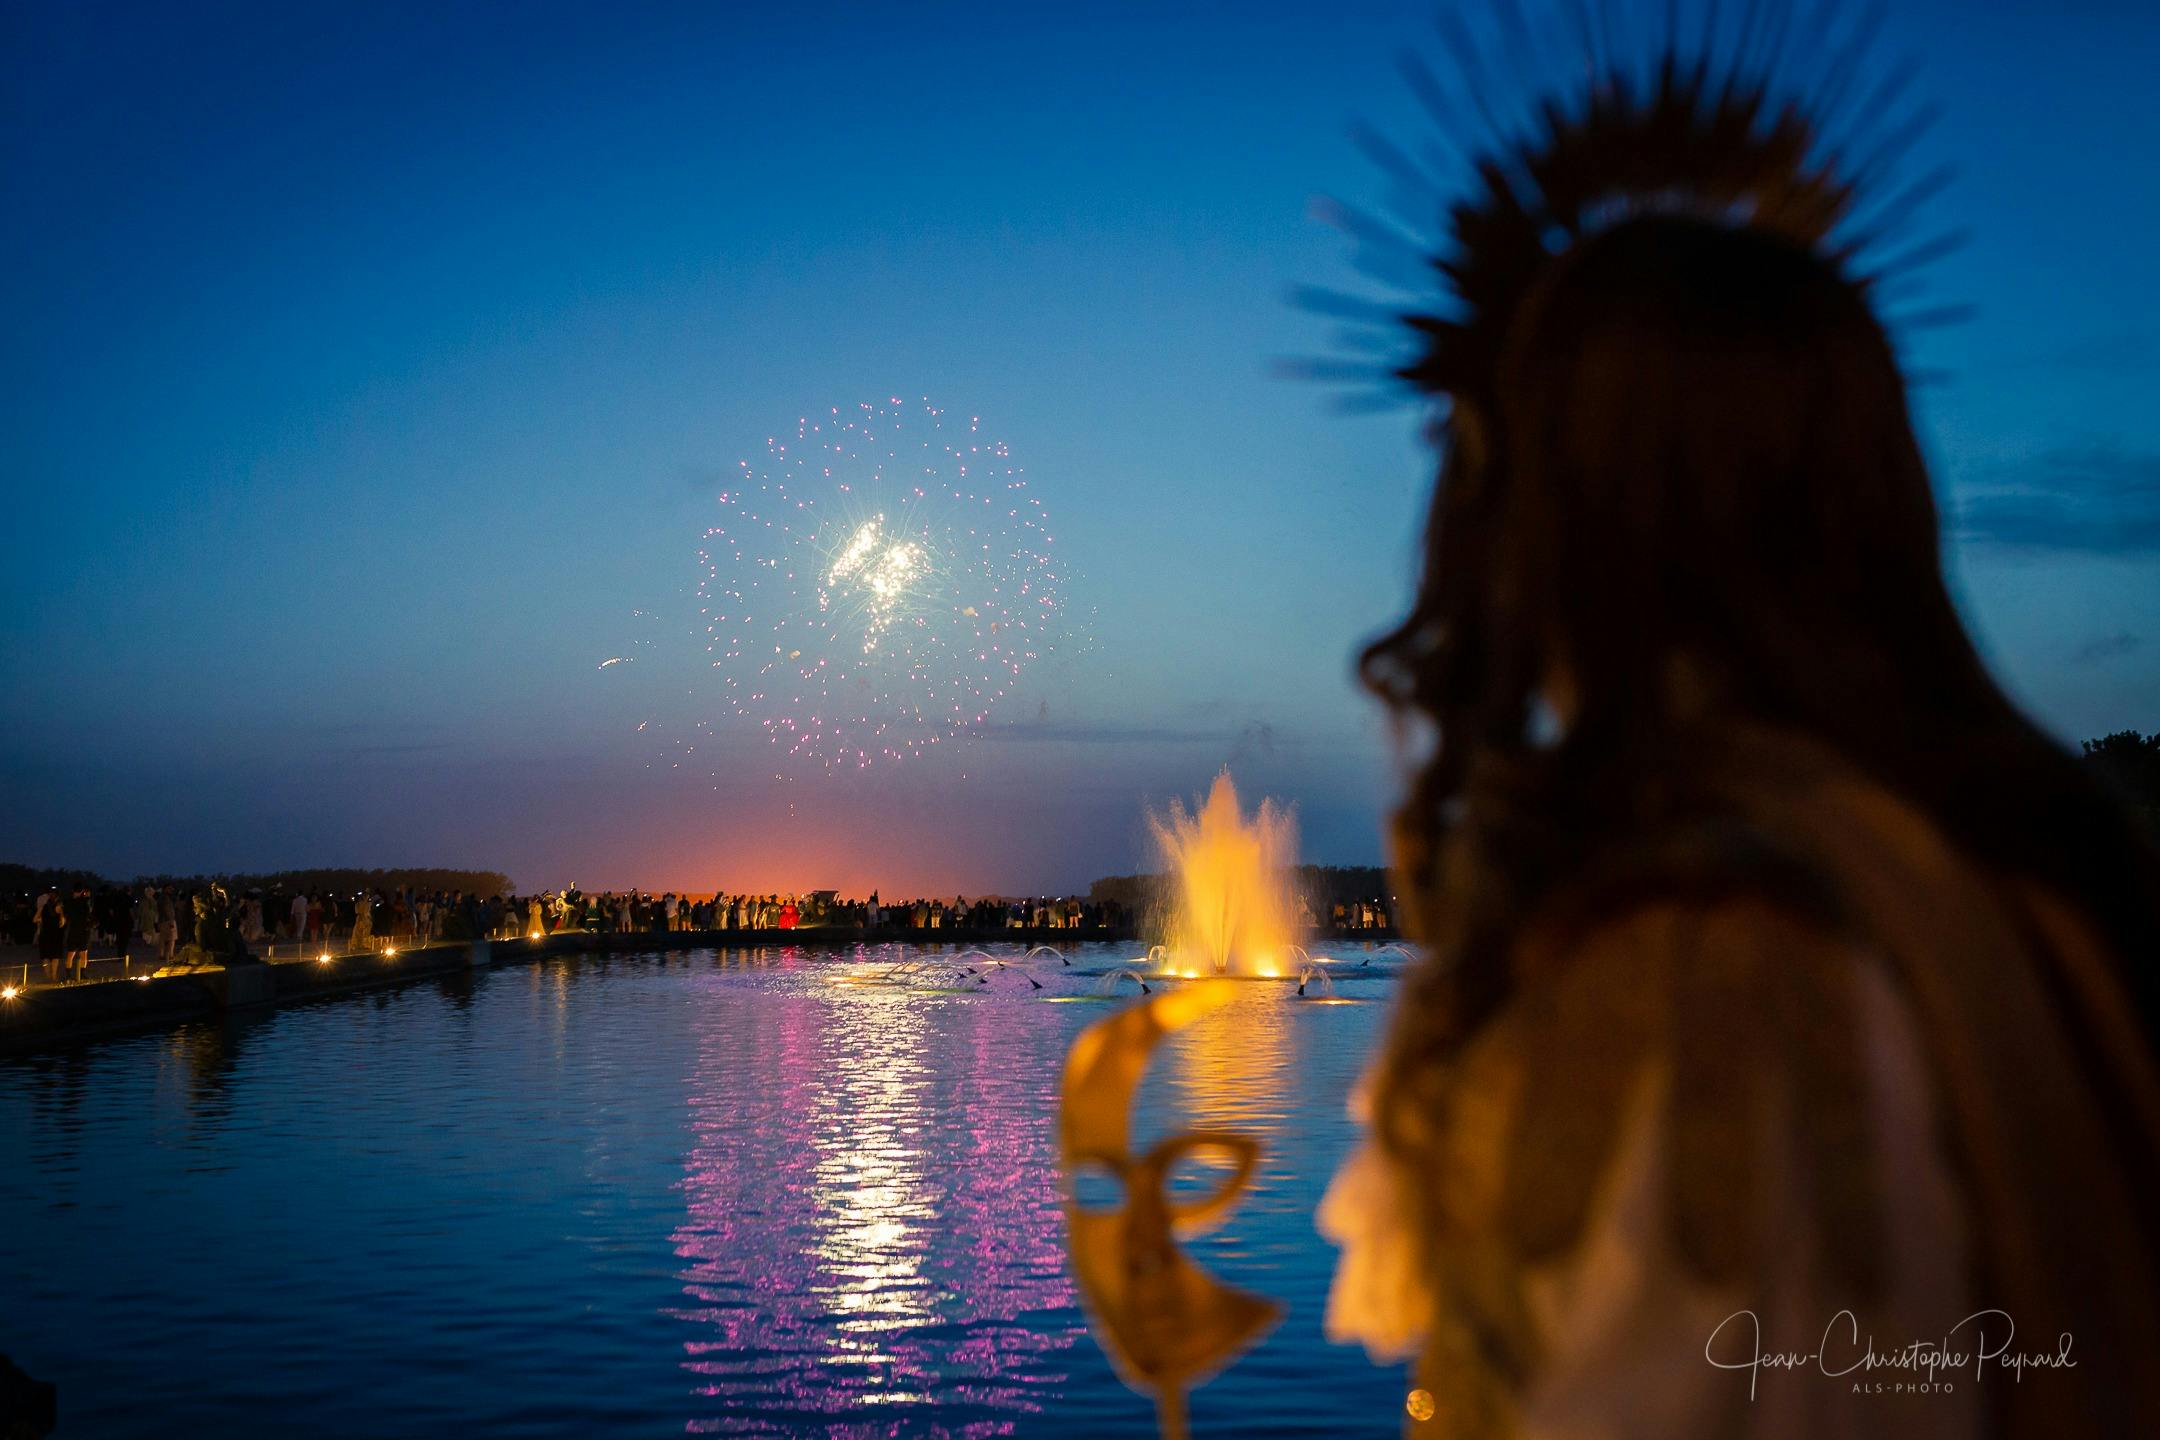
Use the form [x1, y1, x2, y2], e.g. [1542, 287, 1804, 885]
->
[1060, 981, 1282, 1439]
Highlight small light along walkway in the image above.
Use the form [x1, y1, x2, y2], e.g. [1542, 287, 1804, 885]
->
[0, 924, 1130, 1056]
[0, 920, 1399, 1057]
[0, 933, 513, 996]
[0, 934, 519, 1054]
[0, 935, 448, 1004]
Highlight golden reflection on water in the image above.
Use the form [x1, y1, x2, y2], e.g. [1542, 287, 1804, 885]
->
[1164, 986, 1295, 1135]
[807, 987, 936, 1361]
[669, 961, 1078, 1428]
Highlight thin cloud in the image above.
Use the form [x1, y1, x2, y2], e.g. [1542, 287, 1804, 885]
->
[1993, 328, 2157, 375]
[2051, 329, 2158, 373]
[1952, 447, 2160, 554]
[2072, 632, 2141, 665]
[1230, 720, 1279, 762]
[977, 721, 1228, 746]
[985, 701, 1290, 750]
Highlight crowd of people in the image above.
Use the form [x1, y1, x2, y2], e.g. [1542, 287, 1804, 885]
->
[507, 889, 1130, 938]
[0, 877, 1412, 989]
[1327, 899, 1392, 931]
[0, 882, 1145, 986]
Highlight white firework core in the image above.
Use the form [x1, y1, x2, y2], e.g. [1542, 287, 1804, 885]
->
[819, 516, 924, 654]
[698, 398, 1061, 769]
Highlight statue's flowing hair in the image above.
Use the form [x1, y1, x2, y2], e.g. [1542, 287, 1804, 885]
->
[1316, 2, 2160, 1433]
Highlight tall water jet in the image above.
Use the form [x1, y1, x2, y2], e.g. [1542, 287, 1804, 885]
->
[1149, 770, 1300, 977]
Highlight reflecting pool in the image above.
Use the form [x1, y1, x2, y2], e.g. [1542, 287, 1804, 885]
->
[0, 943, 1410, 1436]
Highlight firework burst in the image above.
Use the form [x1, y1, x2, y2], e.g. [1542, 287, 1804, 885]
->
[697, 398, 1062, 769]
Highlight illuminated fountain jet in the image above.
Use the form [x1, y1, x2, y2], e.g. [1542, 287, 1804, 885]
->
[1150, 770, 1300, 978]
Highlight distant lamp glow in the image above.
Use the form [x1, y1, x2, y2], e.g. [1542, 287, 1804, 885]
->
[317, 953, 332, 965]
[0, 985, 18, 1000]
[383, 947, 397, 958]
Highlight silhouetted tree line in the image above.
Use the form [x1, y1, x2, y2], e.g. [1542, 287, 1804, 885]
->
[1083, 873, 1153, 912]
[0, 864, 104, 895]
[1089, 864, 1398, 917]
[156, 867, 513, 899]
[2083, 730, 2160, 834]
[1, 863, 511, 898]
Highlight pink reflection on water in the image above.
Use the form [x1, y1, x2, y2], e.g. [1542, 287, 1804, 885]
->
[669, 964, 1079, 1435]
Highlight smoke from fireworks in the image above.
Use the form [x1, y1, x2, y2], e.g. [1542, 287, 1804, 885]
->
[696, 398, 1063, 770]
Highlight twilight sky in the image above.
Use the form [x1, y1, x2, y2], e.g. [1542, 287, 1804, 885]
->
[4, 0, 2158, 895]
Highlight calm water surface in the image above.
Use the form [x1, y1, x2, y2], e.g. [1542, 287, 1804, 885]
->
[0, 943, 1410, 1436]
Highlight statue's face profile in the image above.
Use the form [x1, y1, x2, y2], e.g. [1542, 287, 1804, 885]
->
[1060, 982, 1281, 1417]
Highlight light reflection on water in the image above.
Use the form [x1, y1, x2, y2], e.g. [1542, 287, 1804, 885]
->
[0, 943, 1407, 1437]
[670, 977, 1078, 1434]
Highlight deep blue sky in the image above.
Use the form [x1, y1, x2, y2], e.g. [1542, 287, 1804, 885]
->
[4, 0, 2157, 893]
